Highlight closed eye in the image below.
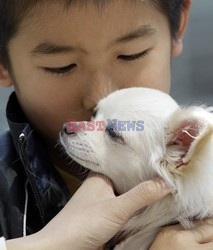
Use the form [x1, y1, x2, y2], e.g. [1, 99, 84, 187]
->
[118, 49, 150, 61]
[106, 126, 124, 143]
[43, 49, 150, 76]
[43, 64, 76, 75]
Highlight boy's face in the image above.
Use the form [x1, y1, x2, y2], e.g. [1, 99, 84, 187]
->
[4, 0, 188, 145]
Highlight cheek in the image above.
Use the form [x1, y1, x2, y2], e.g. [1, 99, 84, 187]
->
[115, 47, 171, 93]
[9, 58, 87, 141]
[19, 95, 70, 138]
[14, 79, 84, 142]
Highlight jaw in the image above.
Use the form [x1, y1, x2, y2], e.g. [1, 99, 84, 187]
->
[60, 134, 101, 172]
[59, 130, 154, 195]
[67, 150, 100, 169]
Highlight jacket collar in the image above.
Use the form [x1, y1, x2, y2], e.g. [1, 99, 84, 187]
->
[6, 92, 49, 193]
[6, 91, 30, 154]
[5, 91, 71, 227]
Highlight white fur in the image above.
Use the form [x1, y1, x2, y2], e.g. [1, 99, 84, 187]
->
[60, 87, 213, 250]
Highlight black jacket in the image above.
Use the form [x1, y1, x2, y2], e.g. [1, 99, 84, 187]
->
[0, 91, 71, 239]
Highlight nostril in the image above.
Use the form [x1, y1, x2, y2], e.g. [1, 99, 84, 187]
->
[63, 123, 76, 135]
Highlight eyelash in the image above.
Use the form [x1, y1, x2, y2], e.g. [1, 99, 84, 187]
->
[44, 49, 150, 76]
[44, 64, 76, 76]
[105, 126, 124, 143]
[117, 49, 149, 61]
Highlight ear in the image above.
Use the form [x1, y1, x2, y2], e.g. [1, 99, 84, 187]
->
[164, 106, 213, 170]
[0, 64, 14, 87]
[172, 0, 192, 57]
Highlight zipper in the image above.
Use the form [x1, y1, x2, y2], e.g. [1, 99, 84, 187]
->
[18, 133, 45, 227]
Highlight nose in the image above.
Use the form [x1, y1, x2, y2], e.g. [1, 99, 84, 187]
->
[62, 123, 76, 135]
[82, 71, 118, 110]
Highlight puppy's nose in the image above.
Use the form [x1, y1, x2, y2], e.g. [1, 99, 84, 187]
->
[63, 123, 76, 135]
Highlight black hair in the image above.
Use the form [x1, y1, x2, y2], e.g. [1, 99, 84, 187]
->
[0, 0, 186, 71]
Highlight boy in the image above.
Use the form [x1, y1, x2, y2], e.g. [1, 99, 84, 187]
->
[1, 0, 213, 249]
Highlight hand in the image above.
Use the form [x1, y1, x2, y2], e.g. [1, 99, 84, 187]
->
[36, 172, 172, 250]
[150, 219, 213, 250]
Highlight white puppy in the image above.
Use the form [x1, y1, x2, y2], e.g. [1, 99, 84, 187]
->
[60, 87, 213, 250]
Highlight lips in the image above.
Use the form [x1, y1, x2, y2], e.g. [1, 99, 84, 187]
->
[68, 150, 100, 167]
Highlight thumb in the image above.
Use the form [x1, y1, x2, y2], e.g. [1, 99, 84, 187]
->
[113, 178, 173, 221]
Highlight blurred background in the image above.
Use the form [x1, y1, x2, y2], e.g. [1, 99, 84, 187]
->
[0, 0, 213, 133]
[171, 0, 213, 105]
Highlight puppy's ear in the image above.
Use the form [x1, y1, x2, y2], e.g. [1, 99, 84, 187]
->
[164, 106, 213, 172]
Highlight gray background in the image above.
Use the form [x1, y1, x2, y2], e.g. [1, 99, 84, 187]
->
[171, 0, 213, 105]
[0, 0, 213, 133]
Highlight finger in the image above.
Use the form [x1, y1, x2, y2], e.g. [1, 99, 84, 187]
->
[202, 218, 213, 226]
[73, 172, 115, 203]
[189, 218, 213, 228]
[189, 224, 213, 244]
[114, 177, 173, 220]
[203, 242, 213, 249]
[85, 171, 115, 192]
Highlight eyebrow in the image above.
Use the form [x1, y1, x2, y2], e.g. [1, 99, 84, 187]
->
[31, 43, 76, 56]
[114, 24, 156, 44]
[31, 24, 156, 56]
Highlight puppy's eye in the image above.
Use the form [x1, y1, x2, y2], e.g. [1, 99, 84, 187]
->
[106, 126, 117, 138]
[106, 126, 124, 143]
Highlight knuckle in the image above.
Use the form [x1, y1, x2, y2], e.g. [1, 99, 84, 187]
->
[193, 226, 207, 241]
[107, 201, 130, 224]
[136, 182, 157, 202]
[173, 231, 186, 244]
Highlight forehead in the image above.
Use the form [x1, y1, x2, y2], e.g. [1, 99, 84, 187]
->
[7, 0, 171, 66]
[15, 0, 166, 42]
